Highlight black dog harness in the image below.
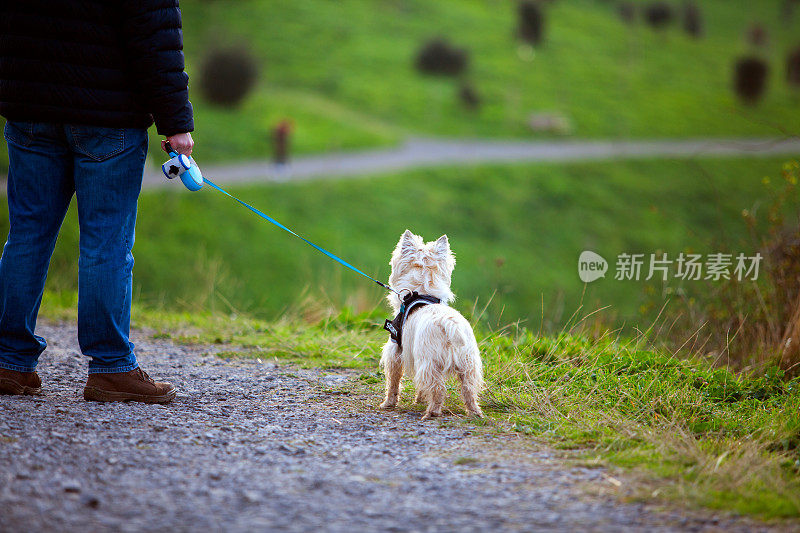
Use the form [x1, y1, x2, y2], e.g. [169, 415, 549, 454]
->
[383, 291, 441, 349]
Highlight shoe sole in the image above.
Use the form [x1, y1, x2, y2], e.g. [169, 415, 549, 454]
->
[83, 386, 177, 404]
[0, 377, 42, 396]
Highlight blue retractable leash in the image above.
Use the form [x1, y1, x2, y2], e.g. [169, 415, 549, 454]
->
[161, 142, 400, 296]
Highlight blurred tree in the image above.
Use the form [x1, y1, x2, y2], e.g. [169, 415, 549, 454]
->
[734, 56, 769, 104]
[415, 38, 468, 76]
[682, 2, 704, 38]
[198, 46, 258, 107]
[617, 2, 637, 25]
[517, 1, 545, 46]
[644, 2, 674, 30]
[788, 46, 800, 88]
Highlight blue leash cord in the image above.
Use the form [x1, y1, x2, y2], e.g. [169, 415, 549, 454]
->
[202, 177, 399, 296]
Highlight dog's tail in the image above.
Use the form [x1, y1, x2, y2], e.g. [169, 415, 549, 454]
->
[445, 319, 484, 392]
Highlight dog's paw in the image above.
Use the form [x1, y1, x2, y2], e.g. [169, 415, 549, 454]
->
[379, 401, 397, 410]
[421, 411, 441, 421]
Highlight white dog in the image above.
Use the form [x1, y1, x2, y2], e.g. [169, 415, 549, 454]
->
[379, 230, 484, 419]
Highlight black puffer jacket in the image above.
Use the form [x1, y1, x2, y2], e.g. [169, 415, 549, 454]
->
[0, 0, 193, 136]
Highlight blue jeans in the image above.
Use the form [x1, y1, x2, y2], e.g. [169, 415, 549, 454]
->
[0, 121, 147, 374]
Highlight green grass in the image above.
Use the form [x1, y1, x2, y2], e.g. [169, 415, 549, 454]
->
[478, 328, 800, 518]
[37, 290, 800, 520]
[6, 157, 790, 329]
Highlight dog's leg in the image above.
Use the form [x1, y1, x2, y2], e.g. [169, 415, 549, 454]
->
[413, 390, 424, 403]
[422, 380, 445, 420]
[379, 341, 403, 410]
[459, 372, 484, 418]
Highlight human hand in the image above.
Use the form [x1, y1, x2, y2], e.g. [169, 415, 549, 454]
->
[162, 132, 194, 155]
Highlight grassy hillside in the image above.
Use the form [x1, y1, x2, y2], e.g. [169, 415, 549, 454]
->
[13, 157, 792, 330]
[3, 0, 798, 172]
[38, 294, 800, 520]
[177, 0, 800, 162]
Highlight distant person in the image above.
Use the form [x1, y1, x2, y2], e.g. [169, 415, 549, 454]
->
[273, 119, 294, 166]
[0, 1, 194, 403]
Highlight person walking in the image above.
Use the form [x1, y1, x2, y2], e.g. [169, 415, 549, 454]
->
[273, 119, 293, 166]
[0, 0, 195, 403]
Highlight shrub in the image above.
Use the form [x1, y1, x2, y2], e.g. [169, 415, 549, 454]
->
[787, 47, 800, 88]
[734, 56, 769, 104]
[517, 1, 545, 45]
[618, 2, 637, 25]
[644, 2, 674, 30]
[458, 82, 480, 110]
[655, 161, 800, 374]
[682, 2, 703, 38]
[198, 46, 258, 107]
[415, 38, 468, 76]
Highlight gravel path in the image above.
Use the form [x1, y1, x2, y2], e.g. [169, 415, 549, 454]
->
[142, 136, 800, 189]
[0, 322, 785, 532]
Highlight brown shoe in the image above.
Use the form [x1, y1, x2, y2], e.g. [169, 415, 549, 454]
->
[84, 367, 176, 404]
[0, 368, 42, 396]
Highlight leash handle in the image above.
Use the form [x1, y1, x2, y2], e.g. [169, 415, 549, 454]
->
[202, 177, 400, 296]
[161, 141, 203, 191]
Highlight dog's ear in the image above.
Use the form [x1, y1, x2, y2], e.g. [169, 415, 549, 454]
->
[397, 229, 417, 255]
[434, 234, 450, 256]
